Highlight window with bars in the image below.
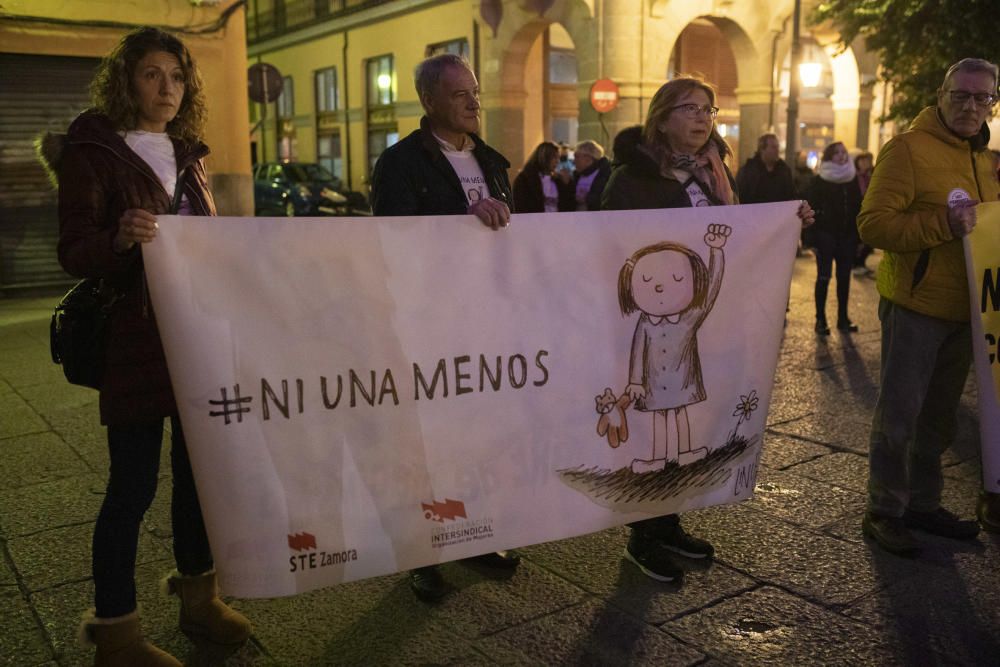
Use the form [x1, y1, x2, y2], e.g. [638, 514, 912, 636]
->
[366, 55, 395, 107]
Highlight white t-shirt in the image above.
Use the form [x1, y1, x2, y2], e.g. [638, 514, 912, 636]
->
[433, 132, 488, 206]
[541, 174, 559, 212]
[121, 130, 191, 212]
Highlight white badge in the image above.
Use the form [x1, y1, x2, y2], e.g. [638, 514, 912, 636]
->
[947, 188, 972, 208]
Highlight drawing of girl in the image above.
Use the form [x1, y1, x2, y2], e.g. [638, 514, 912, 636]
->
[618, 224, 731, 473]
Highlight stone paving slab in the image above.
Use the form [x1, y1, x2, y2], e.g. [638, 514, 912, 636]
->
[749, 465, 866, 529]
[0, 432, 90, 492]
[0, 475, 105, 538]
[0, 347, 67, 390]
[683, 504, 906, 607]
[0, 587, 52, 666]
[477, 598, 706, 666]
[666, 585, 896, 666]
[0, 393, 48, 441]
[520, 525, 757, 626]
[759, 431, 830, 471]
[768, 410, 874, 456]
[8, 522, 171, 592]
[784, 451, 869, 494]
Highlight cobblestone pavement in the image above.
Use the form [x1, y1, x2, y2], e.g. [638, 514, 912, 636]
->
[2, 254, 997, 666]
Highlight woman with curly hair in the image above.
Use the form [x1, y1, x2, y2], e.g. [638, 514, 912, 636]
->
[40, 27, 250, 666]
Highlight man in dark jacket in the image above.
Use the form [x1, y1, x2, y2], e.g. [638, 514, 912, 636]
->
[736, 133, 796, 204]
[371, 54, 512, 228]
[369, 54, 520, 602]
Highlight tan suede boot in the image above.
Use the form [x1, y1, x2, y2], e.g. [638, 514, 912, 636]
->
[80, 609, 181, 667]
[165, 570, 252, 644]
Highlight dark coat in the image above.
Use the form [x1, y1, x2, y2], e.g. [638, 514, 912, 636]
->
[370, 116, 513, 216]
[601, 129, 738, 210]
[512, 164, 574, 213]
[44, 111, 214, 425]
[735, 155, 796, 204]
[805, 174, 862, 241]
[574, 157, 612, 211]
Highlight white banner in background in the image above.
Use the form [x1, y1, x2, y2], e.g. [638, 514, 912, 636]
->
[143, 202, 800, 598]
[964, 201, 1000, 494]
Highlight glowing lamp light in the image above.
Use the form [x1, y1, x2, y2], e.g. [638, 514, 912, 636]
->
[799, 62, 822, 88]
[376, 74, 392, 91]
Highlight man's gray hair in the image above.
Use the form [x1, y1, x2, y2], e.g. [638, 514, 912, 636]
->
[414, 54, 473, 102]
[941, 57, 999, 91]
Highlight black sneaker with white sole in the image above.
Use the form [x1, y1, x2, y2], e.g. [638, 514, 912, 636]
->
[658, 521, 715, 559]
[624, 532, 684, 582]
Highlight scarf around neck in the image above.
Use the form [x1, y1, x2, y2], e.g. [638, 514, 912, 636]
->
[818, 159, 856, 184]
[653, 143, 733, 205]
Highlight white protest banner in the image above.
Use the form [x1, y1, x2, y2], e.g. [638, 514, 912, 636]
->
[142, 202, 800, 598]
[964, 201, 1000, 494]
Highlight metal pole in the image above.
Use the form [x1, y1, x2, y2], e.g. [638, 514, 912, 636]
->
[784, 0, 801, 165]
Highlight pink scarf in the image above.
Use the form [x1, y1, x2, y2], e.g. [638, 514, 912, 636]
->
[659, 144, 734, 206]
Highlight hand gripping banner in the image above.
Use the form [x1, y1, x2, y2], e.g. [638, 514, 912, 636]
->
[142, 202, 800, 598]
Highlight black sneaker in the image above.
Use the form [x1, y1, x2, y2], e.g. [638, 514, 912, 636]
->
[862, 512, 920, 555]
[409, 566, 448, 602]
[904, 507, 980, 540]
[624, 533, 683, 582]
[467, 550, 521, 570]
[659, 522, 715, 559]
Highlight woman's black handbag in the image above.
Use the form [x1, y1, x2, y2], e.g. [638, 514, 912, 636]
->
[50, 278, 122, 390]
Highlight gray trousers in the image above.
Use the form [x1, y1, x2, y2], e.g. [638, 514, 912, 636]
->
[868, 298, 972, 517]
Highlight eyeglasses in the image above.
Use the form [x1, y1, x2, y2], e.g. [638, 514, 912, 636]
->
[671, 103, 719, 119]
[946, 90, 997, 107]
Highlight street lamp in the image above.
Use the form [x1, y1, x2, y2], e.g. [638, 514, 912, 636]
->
[785, 0, 802, 166]
[799, 62, 822, 88]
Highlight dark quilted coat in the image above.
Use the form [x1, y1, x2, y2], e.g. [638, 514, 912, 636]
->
[46, 111, 214, 425]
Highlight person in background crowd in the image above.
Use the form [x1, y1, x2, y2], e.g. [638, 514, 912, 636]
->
[793, 150, 816, 198]
[43, 27, 252, 666]
[736, 133, 796, 204]
[853, 151, 876, 276]
[558, 141, 574, 172]
[858, 57, 1000, 555]
[513, 141, 575, 213]
[369, 53, 521, 600]
[805, 141, 863, 335]
[602, 76, 814, 583]
[572, 139, 612, 211]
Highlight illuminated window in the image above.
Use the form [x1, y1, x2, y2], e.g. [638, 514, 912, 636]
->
[366, 55, 394, 107]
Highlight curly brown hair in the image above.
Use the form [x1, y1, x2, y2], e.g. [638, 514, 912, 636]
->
[90, 27, 207, 144]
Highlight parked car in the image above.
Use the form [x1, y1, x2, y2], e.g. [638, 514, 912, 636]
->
[252, 162, 369, 217]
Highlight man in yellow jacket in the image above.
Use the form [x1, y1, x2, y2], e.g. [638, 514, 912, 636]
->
[858, 58, 1000, 555]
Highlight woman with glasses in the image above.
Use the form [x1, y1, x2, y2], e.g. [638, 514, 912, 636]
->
[601, 76, 813, 583]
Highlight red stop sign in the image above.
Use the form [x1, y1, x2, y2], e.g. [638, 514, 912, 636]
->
[590, 79, 620, 114]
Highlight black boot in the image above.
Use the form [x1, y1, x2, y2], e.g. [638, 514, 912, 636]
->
[814, 276, 831, 335]
[409, 566, 447, 602]
[836, 275, 857, 332]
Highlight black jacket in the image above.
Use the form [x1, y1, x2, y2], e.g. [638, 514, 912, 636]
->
[735, 155, 796, 204]
[512, 164, 574, 213]
[601, 127, 737, 210]
[574, 157, 612, 211]
[370, 116, 513, 216]
[805, 174, 862, 241]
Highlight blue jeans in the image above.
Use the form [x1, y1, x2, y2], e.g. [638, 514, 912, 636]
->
[93, 417, 213, 617]
[867, 299, 972, 517]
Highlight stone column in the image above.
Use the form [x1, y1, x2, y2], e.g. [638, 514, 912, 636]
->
[735, 86, 775, 167]
[855, 86, 874, 151]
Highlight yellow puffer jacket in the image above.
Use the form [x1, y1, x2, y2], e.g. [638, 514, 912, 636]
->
[858, 106, 1000, 322]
